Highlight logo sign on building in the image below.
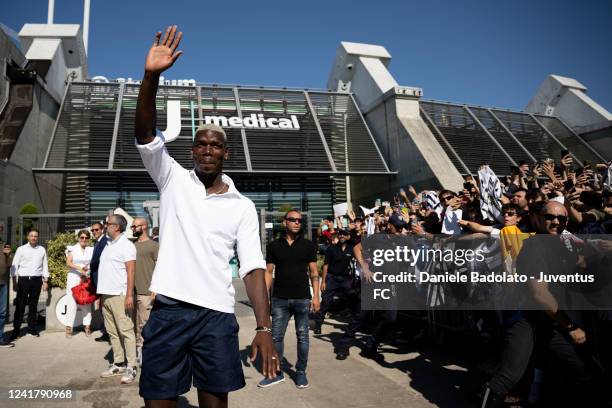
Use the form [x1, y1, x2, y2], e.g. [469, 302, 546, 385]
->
[91, 75, 302, 143]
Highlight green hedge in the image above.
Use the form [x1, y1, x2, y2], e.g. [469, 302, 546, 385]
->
[46, 232, 78, 289]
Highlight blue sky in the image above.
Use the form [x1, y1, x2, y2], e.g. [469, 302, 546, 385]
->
[3, 0, 611, 111]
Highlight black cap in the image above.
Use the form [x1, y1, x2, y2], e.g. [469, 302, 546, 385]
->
[388, 214, 408, 229]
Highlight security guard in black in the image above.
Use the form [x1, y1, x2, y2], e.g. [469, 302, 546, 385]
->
[266, 234, 317, 299]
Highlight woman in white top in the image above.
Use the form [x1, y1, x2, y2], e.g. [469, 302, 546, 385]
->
[65, 229, 94, 338]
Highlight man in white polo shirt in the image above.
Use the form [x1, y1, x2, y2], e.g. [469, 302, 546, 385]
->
[10, 229, 48, 340]
[96, 214, 138, 385]
[134, 25, 278, 408]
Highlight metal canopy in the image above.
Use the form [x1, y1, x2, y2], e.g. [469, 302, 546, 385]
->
[420, 100, 605, 176]
[36, 81, 394, 175]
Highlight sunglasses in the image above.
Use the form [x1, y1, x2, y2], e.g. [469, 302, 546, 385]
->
[79, 236, 88, 239]
[544, 214, 568, 224]
[440, 196, 453, 202]
[285, 217, 302, 224]
[131, 225, 145, 229]
[91, 228, 100, 232]
[503, 211, 518, 217]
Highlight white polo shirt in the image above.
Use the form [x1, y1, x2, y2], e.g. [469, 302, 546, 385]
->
[96, 234, 137, 296]
[11, 244, 49, 279]
[136, 133, 266, 313]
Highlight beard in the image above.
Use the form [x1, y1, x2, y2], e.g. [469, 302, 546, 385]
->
[132, 230, 143, 238]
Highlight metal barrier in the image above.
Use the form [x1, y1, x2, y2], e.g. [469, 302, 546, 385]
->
[15, 213, 110, 246]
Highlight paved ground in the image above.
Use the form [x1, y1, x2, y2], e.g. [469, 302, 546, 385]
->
[0, 281, 480, 408]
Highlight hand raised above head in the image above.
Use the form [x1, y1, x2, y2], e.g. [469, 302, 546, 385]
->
[145, 25, 184, 74]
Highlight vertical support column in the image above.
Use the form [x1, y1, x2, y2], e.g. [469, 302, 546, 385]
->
[233, 88, 253, 171]
[196, 86, 203, 126]
[464, 105, 518, 167]
[108, 82, 125, 170]
[304, 91, 337, 172]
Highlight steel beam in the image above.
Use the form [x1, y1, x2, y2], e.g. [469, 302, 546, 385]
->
[487, 109, 537, 163]
[233, 88, 253, 171]
[107, 81, 126, 169]
[420, 106, 473, 176]
[529, 114, 584, 167]
[304, 91, 337, 172]
[464, 105, 518, 167]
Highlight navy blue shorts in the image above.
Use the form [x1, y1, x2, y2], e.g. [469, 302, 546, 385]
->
[139, 298, 245, 399]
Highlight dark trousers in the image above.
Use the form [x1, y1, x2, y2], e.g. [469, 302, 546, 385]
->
[314, 275, 358, 327]
[488, 318, 534, 396]
[13, 276, 42, 334]
[489, 318, 592, 401]
[336, 285, 398, 353]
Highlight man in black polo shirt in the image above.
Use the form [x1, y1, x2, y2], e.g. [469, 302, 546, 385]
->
[313, 229, 356, 335]
[259, 210, 320, 389]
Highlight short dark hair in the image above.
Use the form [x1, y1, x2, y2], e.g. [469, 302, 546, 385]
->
[513, 188, 528, 196]
[502, 203, 523, 216]
[92, 222, 103, 229]
[28, 228, 39, 236]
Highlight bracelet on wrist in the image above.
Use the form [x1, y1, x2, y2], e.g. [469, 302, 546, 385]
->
[255, 326, 272, 334]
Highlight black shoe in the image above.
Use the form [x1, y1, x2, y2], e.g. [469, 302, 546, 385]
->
[26, 331, 40, 337]
[313, 325, 322, 335]
[8, 332, 19, 342]
[360, 344, 378, 358]
[0, 340, 15, 348]
[95, 333, 110, 342]
[336, 350, 349, 360]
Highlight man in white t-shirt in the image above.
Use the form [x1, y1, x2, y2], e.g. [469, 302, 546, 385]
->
[134, 25, 278, 408]
[96, 214, 138, 385]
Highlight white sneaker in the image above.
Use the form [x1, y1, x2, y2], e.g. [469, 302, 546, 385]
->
[100, 364, 126, 378]
[121, 366, 137, 384]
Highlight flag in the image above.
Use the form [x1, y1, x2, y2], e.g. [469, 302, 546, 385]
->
[478, 166, 503, 223]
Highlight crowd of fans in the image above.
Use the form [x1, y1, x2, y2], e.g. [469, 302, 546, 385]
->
[313, 154, 612, 407]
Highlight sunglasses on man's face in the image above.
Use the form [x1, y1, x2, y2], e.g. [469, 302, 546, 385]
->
[503, 211, 518, 217]
[285, 217, 302, 224]
[544, 213, 568, 224]
[91, 228, 100, 232]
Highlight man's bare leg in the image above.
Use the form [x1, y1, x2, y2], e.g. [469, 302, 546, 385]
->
[197, 390, 228, 408]
[145, 398, 177, 408]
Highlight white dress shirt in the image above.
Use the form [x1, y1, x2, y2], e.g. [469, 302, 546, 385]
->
[136, 133, 266, 313]
[96, 234, 137, 296]
[11, 244, 49, 279]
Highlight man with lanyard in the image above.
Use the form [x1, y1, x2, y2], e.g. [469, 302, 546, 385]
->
[260, 210, 320, 388]
[10, 229, 48, 340]
[135, 25, 278, 408]
[313, 229, 356, 335]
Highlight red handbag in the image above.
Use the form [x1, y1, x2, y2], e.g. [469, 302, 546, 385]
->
[71, 278, 99, 305]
